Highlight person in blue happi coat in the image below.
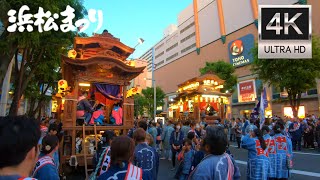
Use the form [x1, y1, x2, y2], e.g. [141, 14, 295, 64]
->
[33, 135, 59, 180]
[262, 125, 277, 178]
[189, 126, 241, 180]
[288, 117, 303, 151]
[242, 128, 270, 180]
[133, 128, 159, 180]
[147, 122, 158, 148]
[98, 136, 150, 180]
[0, 116, 41, 180]
[270, 121, 293, 180]
[170, 122, 184, 171]
[161, 120, 175, 160]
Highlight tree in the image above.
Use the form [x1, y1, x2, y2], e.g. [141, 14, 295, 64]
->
[251, 36, 320, 117]
[133, 94, 146, 117]
[1, 0, 86, 115]
[140, 87, 166, 117]
[0, 0, 86, 86]
[200, 60, 237, 93]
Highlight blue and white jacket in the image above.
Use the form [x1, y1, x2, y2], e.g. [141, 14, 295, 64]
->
[241, 135, 270, 180]
[134, 143, 159, 180]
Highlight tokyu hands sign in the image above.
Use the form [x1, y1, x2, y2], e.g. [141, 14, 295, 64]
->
[7, 5, 103, 33]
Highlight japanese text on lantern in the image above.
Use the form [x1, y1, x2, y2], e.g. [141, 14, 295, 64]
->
[7, 5, 103, 33]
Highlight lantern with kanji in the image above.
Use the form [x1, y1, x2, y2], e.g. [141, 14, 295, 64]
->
[68, 49, 77, 59]
[58, 80, 68, 95]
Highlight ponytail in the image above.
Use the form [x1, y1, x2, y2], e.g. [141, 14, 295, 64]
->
[254, 129, 266, 150]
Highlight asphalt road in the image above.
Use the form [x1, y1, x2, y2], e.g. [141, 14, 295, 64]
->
[157, 143, 320, 180]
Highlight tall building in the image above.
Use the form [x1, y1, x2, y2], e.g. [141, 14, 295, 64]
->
[139, 0, 320, 118]
[128, 59, 152, 89]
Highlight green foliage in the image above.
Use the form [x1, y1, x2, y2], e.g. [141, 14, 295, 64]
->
[251, 36, 320, 117]
[1, 0, 87, 115]
[134, 94, 146, 117]
[133, 87, 166, 118]
[200, 60, 237, 93]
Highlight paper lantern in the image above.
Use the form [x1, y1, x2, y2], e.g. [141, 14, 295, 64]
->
[58, 80, 68, 94]
[68, 49, 77, 59]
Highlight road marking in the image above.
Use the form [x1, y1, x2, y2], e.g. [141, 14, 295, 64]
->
[230, 145, 320, 156]
[235, 160, 320, 177]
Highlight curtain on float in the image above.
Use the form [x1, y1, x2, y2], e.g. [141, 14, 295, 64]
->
[94, 83, 122, 100]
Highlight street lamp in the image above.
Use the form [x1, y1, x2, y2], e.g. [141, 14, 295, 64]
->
[133, 38, 145, 49]
[144, 78, 156, 119]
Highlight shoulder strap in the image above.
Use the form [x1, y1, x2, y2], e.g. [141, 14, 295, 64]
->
[125, 163, 143, 180]
[32, 156, 55, 177]
[225, 153, 235, 180]
[99, 147, 111, 176]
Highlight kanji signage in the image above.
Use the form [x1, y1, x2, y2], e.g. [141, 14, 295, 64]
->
[237, 80, 256, 102]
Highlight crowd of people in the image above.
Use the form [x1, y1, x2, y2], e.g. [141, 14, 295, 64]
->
[0, 114, 319, 180]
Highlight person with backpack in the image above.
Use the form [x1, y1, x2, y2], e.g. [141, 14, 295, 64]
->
[189, 126, 240, 180]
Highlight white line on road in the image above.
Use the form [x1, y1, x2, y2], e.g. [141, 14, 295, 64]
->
[235, 160, 320, 177]
[230, 145, 320, 156]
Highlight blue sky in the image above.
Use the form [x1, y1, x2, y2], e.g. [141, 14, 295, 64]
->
[83, 0, 192, 59]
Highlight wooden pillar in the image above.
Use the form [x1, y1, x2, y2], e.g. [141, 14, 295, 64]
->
[193, 102, 200, 122]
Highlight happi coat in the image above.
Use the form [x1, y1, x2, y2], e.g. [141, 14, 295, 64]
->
[270, 133, 293, 178]
[241, 135, 270, 180]
[161, 124, 174, 150]
[32, 154, 59, 180]
[134, 143, 159, 180]
[189, 153, 241, 180]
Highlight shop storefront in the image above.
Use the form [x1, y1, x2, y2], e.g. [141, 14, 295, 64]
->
[169, 73, 231, 123]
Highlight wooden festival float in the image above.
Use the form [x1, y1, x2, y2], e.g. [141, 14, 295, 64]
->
[169, 73, 232, 124]
[57, 30, 145, 176]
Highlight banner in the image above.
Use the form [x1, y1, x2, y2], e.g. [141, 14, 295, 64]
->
[237, 80, 256, 102]
[259, 87, 268, 128]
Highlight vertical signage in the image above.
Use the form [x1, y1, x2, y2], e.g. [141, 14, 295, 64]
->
[228, 34, 255, 67]
[237, 80, 256, 102]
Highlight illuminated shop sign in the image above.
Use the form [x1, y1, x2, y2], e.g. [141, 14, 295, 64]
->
[179, 82, 200, 92]
[228, 34, 254, 68]
[237, 80, 256, 102]
[284, 106, 305, 118]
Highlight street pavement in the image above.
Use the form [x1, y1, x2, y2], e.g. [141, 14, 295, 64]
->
[157, 142, 320, 180]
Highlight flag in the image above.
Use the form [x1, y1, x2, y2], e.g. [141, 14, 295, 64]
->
[250, 100, 260, 120]
[260, 87, 268, 128]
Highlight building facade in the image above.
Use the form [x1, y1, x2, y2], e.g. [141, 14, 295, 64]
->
[139, 0, 320, 118]
[128, 59, 152, 89]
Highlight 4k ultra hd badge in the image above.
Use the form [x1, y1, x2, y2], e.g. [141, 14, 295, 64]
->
[258, 5, 312, 59]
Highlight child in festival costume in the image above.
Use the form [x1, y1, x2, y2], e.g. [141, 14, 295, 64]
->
[98, 136, 150, 180]
[269, 121, 293, 180]
[32, 135, 59, 180]
[89, 104, 105, 125]
[177, 139, 194, 180]
[241, 128, 270, 180]
[112, 103, 123, 125]
[0, 116, 41, 180]
[189, 126, 240, 180]
[133, 128, 159, 180]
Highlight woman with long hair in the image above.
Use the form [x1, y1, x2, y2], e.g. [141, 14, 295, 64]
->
[98, 136, 150, 180]
[241, 128, 270, 180]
